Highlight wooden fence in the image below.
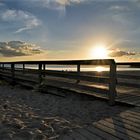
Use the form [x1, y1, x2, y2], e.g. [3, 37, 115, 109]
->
[116, 62, 140, 88]
[0, 59, 117, 105]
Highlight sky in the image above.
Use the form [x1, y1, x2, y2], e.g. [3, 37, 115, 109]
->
[0, 0, 140, 62]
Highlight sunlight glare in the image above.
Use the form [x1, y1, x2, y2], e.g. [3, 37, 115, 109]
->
[91, 43, 108, 59]
[95, 66, 104, 72]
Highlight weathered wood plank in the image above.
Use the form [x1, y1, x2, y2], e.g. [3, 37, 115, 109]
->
[0, 59, 115, 65]
[43, 82, 108, 99]
[104, 118, 140, 133]
[59, 134, 74, 140]
[109, 62, 116, 105]
[96, 120, 140, 139]
[75, 128, 102, 140]
[117, 82, 140, 88]
[117, 96, 140, 104]
[117, 74, 140, 80]
[60, 108, 140, 140]
[125, 110, 140, 117]
[11, 63, 15, 83]
[117, 62, 140, 66]
[112, 116, 140, 129]
[1, 59, 140, 107]
[86, 126, 120, 140]
[38, 63, 42, 84]
[116, 101, 139, 107]
[117, 95, 140, 100]
[0, 72, 38, 83]
[44, 70, 109, 84]
[76, 64, 80, 83]
[115, 114, 140, 125]
[16, 81, 35, 88]
[119, 112, 140, 122]
[136, 102, 140, 106]
[22, 64, 25, 74]
[93, 122, 136, 140]
[69, 131, 88, 140]
[132, 108, 140, 113]
[125, 100, 140, 106]
[43, 78, 109, 94]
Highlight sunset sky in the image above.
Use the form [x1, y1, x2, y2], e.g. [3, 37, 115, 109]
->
[0, 0, 140, 62]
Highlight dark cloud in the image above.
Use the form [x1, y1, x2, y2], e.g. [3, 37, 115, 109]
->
[0, 41, 42, 57]
[109, 49, 136, 57]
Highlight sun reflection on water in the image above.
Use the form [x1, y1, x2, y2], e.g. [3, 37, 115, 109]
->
[95, 66, 105, 72]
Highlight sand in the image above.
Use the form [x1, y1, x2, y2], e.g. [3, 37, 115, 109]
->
[0, 80, 130, 140]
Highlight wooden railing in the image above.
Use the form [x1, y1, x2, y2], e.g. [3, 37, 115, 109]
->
[0, 59, 117, 105]
[116, 62, 140, 88]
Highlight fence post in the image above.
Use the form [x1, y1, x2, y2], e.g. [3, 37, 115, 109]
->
[43, 64, 46, 77]
[11, 63, 15, 83]
[0, 64, 1, 71]
[23, 64, 25, 74]
[38, 63, 42, 84]
[2, 64, 4, 70]
[76, 64, 80, 83]
[109, 60, 117, 105]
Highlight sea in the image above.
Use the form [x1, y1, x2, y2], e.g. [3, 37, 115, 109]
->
[2, 64, 140, 72]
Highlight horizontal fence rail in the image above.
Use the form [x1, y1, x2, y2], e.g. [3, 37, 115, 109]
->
[0, 59, 117, 105]
[116, 62, 140, 88]
[116, 62, 140, 66]
[0, 59, 115, 65]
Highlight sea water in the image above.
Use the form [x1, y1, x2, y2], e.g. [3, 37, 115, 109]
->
[2, 64, 140, 72]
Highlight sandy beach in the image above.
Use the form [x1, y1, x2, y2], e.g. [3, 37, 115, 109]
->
[0, 80, 132, 140]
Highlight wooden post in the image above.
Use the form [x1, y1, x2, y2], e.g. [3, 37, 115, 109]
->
[2, 64, 4, 70]
[76, 64, 80, 83]
[109, 60, 117, 105]
[38, 63, 42, 84]
[23, 64, 25, 74]
[43, 64, 46, 77]
[11, 63, 15, 83]
[0, 64, 2, 71]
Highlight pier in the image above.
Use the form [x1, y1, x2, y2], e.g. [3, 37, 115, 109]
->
[0, 59, 117, 105]
[0, 59, 140, 140]
[0, 59, 140, 106]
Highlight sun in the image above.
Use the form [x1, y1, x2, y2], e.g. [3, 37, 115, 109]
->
[91, 43, 108, 59]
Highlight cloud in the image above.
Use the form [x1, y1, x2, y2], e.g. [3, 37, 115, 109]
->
[29, 0, 85, 8]
[107, 39, 138, 57]
[40, 0, 85, 6]
[108, 49, 136, 57]
[0, 9, 41, 33]
[0, 41, 42, 57]
[28, 0, 87, 15]
[0, 2, 5, 7]
[109, 5, 129, 11]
